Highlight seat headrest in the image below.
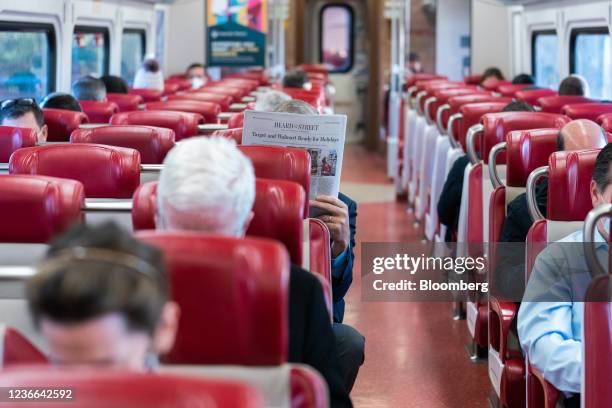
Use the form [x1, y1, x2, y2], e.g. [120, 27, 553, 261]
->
[562, 103, 612, 121]
[548, 149, 599, 221]
[457, 101, 509, 147]
[482, 80, 512, 92]
[0, 368, 264, 407]
[414, 79, 451, 92]
[137, 232, 289, 365]
[70, 125, 175, 164]
[43, 108, 89, 142]
[128, 88, 164, 102]
[106, 93, 144, 112]
[166, 93, 232, 111]
[110, 110, 204, 141]
[597, 113, 612, 133]
[448, 95, 512, 115]
[10, 144, 141, 199]
[0, 174, 84, 243]
[211, 127, 243, 144]
[537, 95, 595, 113]
[406, 74, 447, 88]
[0, 126, 38, 162]
[162, 82, 181, 96]
[144, 100, 221, 123]
[165, 78, 193, 91]
[238, 146, 311, 217]
[514, 88, 557, 105]
[463, 74, 483, 85]
[200, 86, 245, 101]
[228, 112, 245, 129]
[281, 89, 321, 107]
[78, 100, 119, 123]
[505, 129, 560, 187]
[496, 84, 530, 97]
[432, 87, 482, 102]
[1, 326, 47, 365]
[480, 112, 570, 164]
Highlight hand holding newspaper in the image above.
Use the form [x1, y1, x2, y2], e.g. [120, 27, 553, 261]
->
[242, 110, 348, 202]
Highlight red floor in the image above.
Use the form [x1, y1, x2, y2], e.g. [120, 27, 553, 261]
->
[342, 145, 489, 408]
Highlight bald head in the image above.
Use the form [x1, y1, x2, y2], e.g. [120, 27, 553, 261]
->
[558, 119, 607, 151]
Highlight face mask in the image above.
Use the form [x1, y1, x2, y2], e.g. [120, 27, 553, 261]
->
[191, 77, 205, 89]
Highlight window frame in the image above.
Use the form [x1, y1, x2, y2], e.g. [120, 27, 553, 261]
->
[318, 3, 355, 74]
[72, 25, 111, 79]
[0, 21, 57, 97]
[569, 26, 610, 74]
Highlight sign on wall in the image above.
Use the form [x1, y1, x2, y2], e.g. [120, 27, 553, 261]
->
[206, 0, 268, 67]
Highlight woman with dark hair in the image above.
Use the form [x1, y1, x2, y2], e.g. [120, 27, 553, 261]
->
[479, 67, 505, 87]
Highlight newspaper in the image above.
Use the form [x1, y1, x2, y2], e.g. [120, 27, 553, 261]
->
[242, 110, 347, 200]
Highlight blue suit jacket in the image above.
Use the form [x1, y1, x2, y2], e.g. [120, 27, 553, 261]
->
[332, 193, 357, 323]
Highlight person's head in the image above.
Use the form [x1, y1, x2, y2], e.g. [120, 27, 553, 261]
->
[274, 99, 318, 115]
[100, 75, 129, 94]
[480, 67, 505, 85]
[282, 69, 312, 90]
[27, 223, 179, 369]
[0, 98, 47, 144]
[557, 119, 607, 151]
[512, 73, 535, 85]
[590, 143, 612, 238]
[408, 52, 422, 73]
[71, 75, 107, 101]
[501, 100, 536, 112]
[558, 75, 589, 96]
[142, 59, 160, 73]
[40, 92, 82, 112]
[157, 137, 255, 237]
[254, 91, 292, 112]
[134, 59, 164, 91]
[186, 63, 207, 88]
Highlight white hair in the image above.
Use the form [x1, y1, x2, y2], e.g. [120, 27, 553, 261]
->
[254, 90, 292, 112]
[157, 137, 255, 236]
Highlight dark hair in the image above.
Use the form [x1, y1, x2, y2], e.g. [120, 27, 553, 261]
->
[71, 76, 107, 101]
[187, 63, 205, 72]
[592, 143, 612, 192]
[480, 67, 505, 84]
[0, 98, 44, 128]
[143, 59, 160, 73]
[40, 92, 82, 112]
[408, 52, 420, 63]
[282, 69, 310, 89]
[558, 76, 585, 96]
[100, 75, 129, 94]
[512, 73, 535, 85]
[556, 132, 565, 151]
[501, 101, 536, 113]
[27, 223, 167, 335]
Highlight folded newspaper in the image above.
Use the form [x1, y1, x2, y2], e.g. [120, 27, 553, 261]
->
[242, 110, 348, 199]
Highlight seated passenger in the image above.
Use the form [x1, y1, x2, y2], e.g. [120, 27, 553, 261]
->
[27, 223, 179, 369]
[72, 75, 107, 102]
[558, 75, 590, 96]
[437, 101, 535, 242]
[185, 63, 207, 88]
[0, 98, 47, 144]
[407, 52, 423, 75]
[517, 143, 612, 407]
[156, 137, 353, 407]
[479, 66, 505, 88]
[101, 75, 129, 94]
[512, 73, 535, 85]
[500, 119, 607, 242]
[282, 69, 312, 91]
[40, 92, 82, 112]
[134, 58, 165, 91]
[254, 90, 291, 112]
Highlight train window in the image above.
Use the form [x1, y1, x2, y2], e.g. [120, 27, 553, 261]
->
[72, 26, 110, 83]
[570, 27, 611, 99]
[319, 5, 354, 73]
[532, 31, 558, 89]
[0, 23, 55, 101]
[122, 29, 146, 86]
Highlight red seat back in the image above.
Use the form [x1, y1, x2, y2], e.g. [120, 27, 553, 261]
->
[463, 74, 483, 85]
[496, 84, 530, 97]
[0, 126, 38, 162]
[43, 109, 89, 142]
[166, 93, 232, 111]
[162, 82, 181, 96]
[78, 100, 119, 123]
[212, 127, 243, 144]
[165, 78, 192, 91]
[562, 103, 612, 121]
[514, 88, 557, 105]
[457, 102, 509, 148]
[597, 113, 612, 132]
[199, 86, 245, 101]
[144, 100, 221, 123]
[128, 88, 163, 102]
[70, 125, 175, 164]
[137, 232, 289, 365]
[0, 175, 84, 243]
[110, 110, 204, 141]
[505, 129, 560, 188]
[228, 112, 245, 128]
[10, 144, 141, 199]
[1, 326, 47, 366]
[537, 95, 595, 113]
[106, 93, 144, 112]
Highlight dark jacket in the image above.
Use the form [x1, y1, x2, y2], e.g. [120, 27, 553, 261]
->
[500, 180, 548, 243]
[332, 193, 357, 323]
[288, 264, 352, 407]
[437, 155, 470, 242]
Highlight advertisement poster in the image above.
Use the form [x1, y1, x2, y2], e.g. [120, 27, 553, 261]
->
[206, 0, 267, 67]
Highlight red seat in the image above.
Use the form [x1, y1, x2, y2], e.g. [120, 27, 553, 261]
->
[0, 175, 84, 243]
[198, 86, 245, 102]
[597, 112, 612, 132]
[514, 89, 557, 105]
[562, 102, 612, 121]
[78, 100, 119, 123]
[445, 96, 512, 147]
[165, 78, 192, 92]
[166, 92, 233, 111]
[144, 100, 221, 123]
[282, 88, 323, 109]
[162, 82, 181, 96]
[463, 74, 483, 85]
[0, 126, 38, 162]
[496, 84, 531, 97]
[427, 87, 484, 129]
[228, 112, 245, 128]
[10, 144, 140, 199]
[110, 110, 204, 141]
[212, 127, 243, 144]
[537, 95, 595, 113]
[128, 88, 163, 102]
[106, 93, 144, 112]
[0, 325, 47, 366]
[42, 109, 89, 142]
[238, 146, 311, 217]
[0, 368, 264, 408]
[482, 80, 512, 92]
[455, 101, 510, 148]
[70, 125, 175, 164]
